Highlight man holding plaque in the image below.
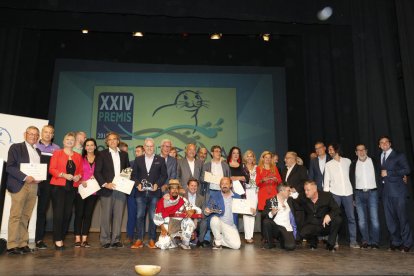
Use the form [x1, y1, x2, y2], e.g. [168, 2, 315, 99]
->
[153, 179, 202, 250]
[94, 132, 130, 248]
[131, 137, 167, 249]
[204, 177, 241, 250]
[6, 126, 42, 255]
[262, 182, 297, 250]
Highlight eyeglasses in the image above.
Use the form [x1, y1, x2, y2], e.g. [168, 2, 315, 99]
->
[26, 132, 39, 137]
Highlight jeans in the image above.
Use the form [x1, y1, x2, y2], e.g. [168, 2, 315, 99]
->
[136, 196, 158, 241]
[355, 189, 380, 245]
[126, 188, 138, 240]
[332, 194, 357, 244]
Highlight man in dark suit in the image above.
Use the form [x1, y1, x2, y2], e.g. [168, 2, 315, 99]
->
[6, 126, 42, 255]
[281, 151, 308, 235]
[378, 136, 413, 252]
[131, 137, 167, 249]
[178, 143, 203, 191]
[183, 178, 208, 247]
[94, 132, 130, 248]
[159, 139, 177, 193]
[299, 180, 342, 252]
[308, 141, 332, 191]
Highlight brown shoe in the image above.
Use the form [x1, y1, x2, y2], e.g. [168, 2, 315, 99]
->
[131, 240, 144, 249]
[245, 239, 254, 244]
[148, 240, 156, 249]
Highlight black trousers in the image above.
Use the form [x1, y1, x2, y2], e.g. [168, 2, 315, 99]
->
[35, 179, 52, 242]
[74, 193, 98, 236]
[300, 216, 343, 247]
[51, 186, 75, 242]
[262, 218, 296, 250]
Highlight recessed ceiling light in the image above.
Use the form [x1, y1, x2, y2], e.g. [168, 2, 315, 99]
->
[210, 33, 222, 40]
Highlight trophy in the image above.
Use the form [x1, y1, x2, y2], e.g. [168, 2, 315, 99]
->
[141, 179, 153, 191]
[270, 197, 279, 210]
[208, 198, 222, 214]
[120, 167, 133, 179]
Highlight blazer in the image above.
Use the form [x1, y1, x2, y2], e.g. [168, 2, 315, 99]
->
[205, 191, 241, 227]
[297, 191, 341, 226]
[6, 142, 41, 193]
[94, 148, 130, 197]
[201, 161, 231, 192]
[177, 158, 203, 189]
[308, 154, 332, 190]
[184, 191, 206, 211]
[132, 154, 168, 198]
[164, 156, 177, 185]
[377, 149, 410, 197]
[281, 164, 308, 194]
[49, 149, 83, 187]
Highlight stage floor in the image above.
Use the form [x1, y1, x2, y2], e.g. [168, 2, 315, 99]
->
[0, 233, 413, 275]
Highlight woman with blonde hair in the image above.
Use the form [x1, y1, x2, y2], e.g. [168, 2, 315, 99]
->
[243, 150, 259, 243]
[256, 151, 282, 237]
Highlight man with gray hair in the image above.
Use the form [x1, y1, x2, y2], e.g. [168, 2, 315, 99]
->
[159, 139, 177, 193]
[6, 126, 42, 255]
[177, 143, 203, 191]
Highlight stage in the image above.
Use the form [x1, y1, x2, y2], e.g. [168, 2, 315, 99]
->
[0, 233, 413, 275]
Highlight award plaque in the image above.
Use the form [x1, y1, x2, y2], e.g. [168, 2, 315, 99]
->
[141, 179, 153, 191]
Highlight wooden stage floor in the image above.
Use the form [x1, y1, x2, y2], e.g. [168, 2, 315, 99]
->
[0, 233, 413, 275]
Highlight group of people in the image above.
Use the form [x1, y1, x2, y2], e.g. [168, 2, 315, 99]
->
[4, 125, 412, 255]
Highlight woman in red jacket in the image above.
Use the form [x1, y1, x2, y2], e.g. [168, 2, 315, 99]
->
[49, 132, 83, 250]
[256, 150, 282, 211]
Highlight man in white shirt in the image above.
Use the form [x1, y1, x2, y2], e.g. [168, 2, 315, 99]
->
[262, 182, 297, 250]
[201, 145, 230, 197]
[324, 143, 358, 248]
[350, 144, 380, 249]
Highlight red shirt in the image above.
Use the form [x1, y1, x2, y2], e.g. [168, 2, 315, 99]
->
[49, 149, 83, 187]
[255, 166, 281, 210]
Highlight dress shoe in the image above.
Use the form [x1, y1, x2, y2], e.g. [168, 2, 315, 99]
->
[400, 246, 411, 253]
[202, 240, 211, 247]
[147, 240, 156, 249]
[7, 247, 22, 255]
[74, 242, 81, 248]
[360, 243, 369, 249]
[309, 244, 317, 250]
[389, 244, 400, 251]
[36, 241, 47, 250]
[245, 239, 254, 244]
[81, 241, 91, 248]
[212, 241, 222, 250]
[263, 243, 275, 249]
[371, 244, 379, 249]
[102, 243, 111, 249]
[55, 244, 65, 250]
[111, 242, 124, 248]
[326, 243, 336, 252]
[131, 240, 144, 249]
[19, 246, 35, 254]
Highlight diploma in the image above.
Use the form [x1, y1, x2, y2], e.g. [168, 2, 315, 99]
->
[112, 175, 135, 195]
[231, 198, 253, 215]
[20, 163, 47, 181]
[204, 171, 222, 190]
[78, 178, 101, 199]
[232, 180, 245, 195]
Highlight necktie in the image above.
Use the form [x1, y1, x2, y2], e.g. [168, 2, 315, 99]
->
[382, 152, 386, 166]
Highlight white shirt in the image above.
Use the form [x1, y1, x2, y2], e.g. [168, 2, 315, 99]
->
[187, 158, 195, 176]
[109, 147, 121, 175]
[285, 164, 296, 181]
[324, 157, 353, 196]
[268, 197, 293, 232]
[26, 142, 40, 164]
[145, 154, 155, 173]
[211, 161, 223, 177]
[188, 192, 196, 206]
[355, 157, 377, 190]
[318, 155, 327, 174]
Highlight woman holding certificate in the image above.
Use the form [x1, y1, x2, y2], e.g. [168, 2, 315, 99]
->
[49, 132, 83, 250]
[73, 138, 99, 248]
[256, 151, 281, 236]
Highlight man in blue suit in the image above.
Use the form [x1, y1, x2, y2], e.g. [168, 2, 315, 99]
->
[309, 141, 332, 191]
[6, 126, 42, 255]
[159, 139, 177, 194]
[204, 177, 241, 249]
[378, 136, 413, 252]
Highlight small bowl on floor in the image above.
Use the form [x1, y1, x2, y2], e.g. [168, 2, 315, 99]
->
[135, 265, 161, 276]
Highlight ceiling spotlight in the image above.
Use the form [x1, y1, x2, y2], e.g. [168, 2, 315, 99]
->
[262, 34, 270, 42]
[317, 6, 333, 21]
[81, 29, 89, 34]
[210, 33, 222, 40]
[132, 32, 143, 37]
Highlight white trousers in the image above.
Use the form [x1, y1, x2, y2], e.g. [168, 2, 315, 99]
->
[210, 216, 241, 249]
[243, 188, 258, 240]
